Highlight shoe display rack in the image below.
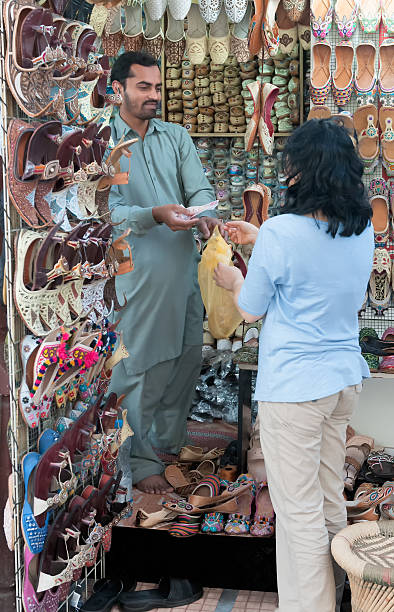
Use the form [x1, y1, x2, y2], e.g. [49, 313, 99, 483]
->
[161, 49, 307, 225]
[0, 1, 136, 610]
[311, 3, 394, 376]
[163, 49, 305, 138]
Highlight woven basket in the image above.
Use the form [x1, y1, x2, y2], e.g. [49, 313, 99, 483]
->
[331, 521, 394, 612]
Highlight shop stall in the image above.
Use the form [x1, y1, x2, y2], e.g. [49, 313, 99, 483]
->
[0, 1, 393, 611]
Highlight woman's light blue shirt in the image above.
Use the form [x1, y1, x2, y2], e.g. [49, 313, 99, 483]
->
[238, 214, 374, 402]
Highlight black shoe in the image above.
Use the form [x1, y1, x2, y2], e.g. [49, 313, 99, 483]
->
[220, 440, 238, 467]
[81, 579, 124, 612]
[118, 577, 203, 612]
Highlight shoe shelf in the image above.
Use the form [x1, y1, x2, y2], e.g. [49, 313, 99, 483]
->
[0, 13, 112, 612]
[371, 372, 394, 378]
[162, 46, 305, 146]
[188, 132, 294, 137]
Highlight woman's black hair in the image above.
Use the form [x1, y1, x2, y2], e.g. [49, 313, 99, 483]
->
[280, 118, 372, 237]
[111, 51, 158, 86]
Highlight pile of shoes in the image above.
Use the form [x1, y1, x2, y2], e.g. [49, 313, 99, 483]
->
[248, 0, 310, 58]
[167, 63, 184, 125]
[21, 393, 133, 610]
[194, 137, 270, 221]
[7, 118, 136, 231]
[359, 326, 394, 373]
[3, 1, 118, 121]
[343, 434, 394, 523]
[259, 49, 301, 133]
[136, 444, 276, 537]
[2, 3, 142, 607]
[81, 577, 203, 612]
[202, 315, 263, 368]
[175, 54, 249, 134]
[360, 178, 394, 316]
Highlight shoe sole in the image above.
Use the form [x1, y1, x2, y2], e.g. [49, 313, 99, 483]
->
[119, 591, 203, 612]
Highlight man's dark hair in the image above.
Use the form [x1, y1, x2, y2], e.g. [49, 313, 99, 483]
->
[281, 119, 372, 238]
[111, 51, 158, 85]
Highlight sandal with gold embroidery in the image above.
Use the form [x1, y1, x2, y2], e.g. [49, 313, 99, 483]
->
[379, 106, 394, 177]
[353, 104, 379, 174]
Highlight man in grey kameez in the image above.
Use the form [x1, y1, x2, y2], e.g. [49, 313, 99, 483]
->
[108, 51, 221, 494]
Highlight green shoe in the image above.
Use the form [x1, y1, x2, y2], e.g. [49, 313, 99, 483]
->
[276, 105, 291, 120]
[275, 67, 290, 78]
[359, 327, 380, 373]
[277, 118, 293, 132]
[272, 75, 289, 87]
[233, 346, 258, 365]
[288, 77, 300, 93]
[262, 63, 275, 75]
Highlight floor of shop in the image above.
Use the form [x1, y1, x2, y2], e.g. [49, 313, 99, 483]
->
[110, 584, 278, 612]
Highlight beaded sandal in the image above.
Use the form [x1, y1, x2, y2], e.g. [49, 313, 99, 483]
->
[201, 512, 225, 533]
[311, 0, 333, 40]
[334, 0, 358, 39]
[19, 335, 43, 428]
[310, 41, 332, 106]
[369, 248, 391, 315]
[250, 482, 275, 537]
[244, 80, 260, 152]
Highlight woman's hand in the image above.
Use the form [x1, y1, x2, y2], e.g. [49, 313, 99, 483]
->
[224, 221, 259, 245]
[213, 263, 244, 291]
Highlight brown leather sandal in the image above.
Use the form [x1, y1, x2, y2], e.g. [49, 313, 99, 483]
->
[7, 120, 50, 228]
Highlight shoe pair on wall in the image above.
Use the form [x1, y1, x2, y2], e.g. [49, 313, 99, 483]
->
[311, 0, 394, 41]
[311, 39, 394, 108]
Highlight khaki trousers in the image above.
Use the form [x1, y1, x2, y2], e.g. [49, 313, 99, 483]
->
[258, 384, 361, 612]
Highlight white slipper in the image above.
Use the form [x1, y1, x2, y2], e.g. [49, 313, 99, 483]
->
[144, 0, 167, 21]
[199, 0, 223, 24]
[186, 4, 207, 64]
[208, 5, 230, 64]
[230, 2, 252, 62]
[168, 0, 191, 20]
[224, 0, 248, 23]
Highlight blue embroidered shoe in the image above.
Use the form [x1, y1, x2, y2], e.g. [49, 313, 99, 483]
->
[21, 453, 50, 554]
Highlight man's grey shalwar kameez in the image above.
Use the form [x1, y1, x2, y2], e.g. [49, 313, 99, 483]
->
[108, 114, 215, 483]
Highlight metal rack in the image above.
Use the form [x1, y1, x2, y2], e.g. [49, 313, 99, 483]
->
[0, 1, 106, 609]
[311, 19, 394, 372]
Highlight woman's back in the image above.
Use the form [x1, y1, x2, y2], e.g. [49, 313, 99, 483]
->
[238, 213, 374, 403]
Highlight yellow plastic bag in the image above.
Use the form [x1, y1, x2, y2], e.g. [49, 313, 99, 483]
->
[198, 227, 243, 339]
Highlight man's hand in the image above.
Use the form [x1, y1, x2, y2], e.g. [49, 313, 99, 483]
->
[224, 221, 259, 245]
[195, 216, 225, 239]
[213, 263, 244, 292]
[152, 204, 198, 232]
